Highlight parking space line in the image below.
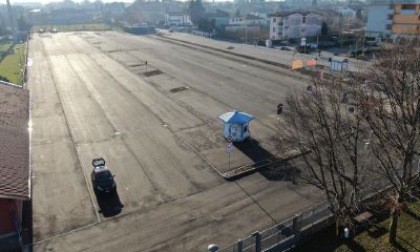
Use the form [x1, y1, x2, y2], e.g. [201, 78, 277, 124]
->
[32, 221, 99, 246]
[46, 48, 101, 223]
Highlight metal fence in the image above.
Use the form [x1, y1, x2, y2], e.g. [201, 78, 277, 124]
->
[217, 201, 333, 252]
[215, 176, 398, 252]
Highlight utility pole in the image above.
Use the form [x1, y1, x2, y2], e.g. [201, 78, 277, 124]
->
[6, 0, 18, 44]
[245, 20, 248, 43]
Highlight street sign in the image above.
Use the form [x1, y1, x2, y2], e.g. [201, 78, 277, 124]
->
[226, 142, 234, 153]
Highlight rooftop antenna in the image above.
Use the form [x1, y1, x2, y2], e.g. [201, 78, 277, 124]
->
[6, 0, 18, 44]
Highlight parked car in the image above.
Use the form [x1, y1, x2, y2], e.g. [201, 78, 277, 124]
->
[280, 46, 294, 51]
[91, 158, 116, 194]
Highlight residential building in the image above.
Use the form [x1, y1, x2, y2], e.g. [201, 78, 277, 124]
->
[229, 14, 267, 26]
[0, 83, 30, 252]
[212, 17, 230, 30]
[224, 14, 267, 41]
[164, 12, 191, 27]
[269, 12, 322, 40]
[335, 6, 357, 18]
[366, 3, 420, 41]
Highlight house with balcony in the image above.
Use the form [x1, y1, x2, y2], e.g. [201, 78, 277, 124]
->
[229, 14, 266, 26]
[224, 14, 267, 40]
[164, 12, 192, 27]
[366, 3, 420, 41]
[269, 11, 322, 41]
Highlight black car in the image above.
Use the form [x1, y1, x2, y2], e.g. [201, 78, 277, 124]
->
[91, 158, 116, 194]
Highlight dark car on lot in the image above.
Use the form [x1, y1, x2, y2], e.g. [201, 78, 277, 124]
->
[91, 158, 116, 194]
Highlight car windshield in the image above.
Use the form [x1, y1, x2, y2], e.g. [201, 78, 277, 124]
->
[95, 170, 113, 182]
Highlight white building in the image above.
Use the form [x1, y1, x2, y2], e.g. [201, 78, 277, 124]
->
[229, 15, 266, 26]
[269, 12, 322, 40]
[365, 3, 420, 41]
[164, 12, 192, 27]
[335, 6, 357, 18]
[365, 5, 391, 39]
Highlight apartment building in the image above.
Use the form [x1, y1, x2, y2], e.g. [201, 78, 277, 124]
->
[269, 12, 322, 41]
[366, 3, 420, 41]
[164, 12, 192, 27]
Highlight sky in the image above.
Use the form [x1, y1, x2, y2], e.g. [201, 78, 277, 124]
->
[7, 0, 252, 5]
[9, 0, 136, 5]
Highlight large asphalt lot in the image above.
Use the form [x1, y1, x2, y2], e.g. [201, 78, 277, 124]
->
[28, 31, 323, 251]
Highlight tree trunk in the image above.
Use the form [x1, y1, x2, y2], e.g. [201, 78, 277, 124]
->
[389, 194, 400, 244]
[336, 220, 340, 237]
[389, 208, 399, 244]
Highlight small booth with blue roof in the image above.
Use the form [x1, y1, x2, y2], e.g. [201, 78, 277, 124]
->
[218, 110, 254, 142]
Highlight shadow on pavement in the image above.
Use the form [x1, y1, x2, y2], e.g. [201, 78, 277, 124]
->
[233, 138, 274, 162]
[94, 189, 124, 217]
[22, 199, 33, 251]
[259, 160, 300, 182]
[233, 138, 299, 182]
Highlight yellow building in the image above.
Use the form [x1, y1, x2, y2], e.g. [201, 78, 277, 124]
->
[366, 3, 420, 41]
[390, 4, 420, 36]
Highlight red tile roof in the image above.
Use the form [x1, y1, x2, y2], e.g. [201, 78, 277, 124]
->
[0, 84, 30, 200]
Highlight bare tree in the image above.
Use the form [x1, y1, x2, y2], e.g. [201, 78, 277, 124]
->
[278, 36, 420, 243]
[278, 76, 371, 236]
[359, 38, 420, 243]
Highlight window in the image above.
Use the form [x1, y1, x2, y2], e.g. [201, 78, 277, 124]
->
[402, 4, 416, 10]
[386, 24, 392, 30]
[273, 27, 276, 32]
[273, 18, 276, 23]
[302, 16, 306, 23]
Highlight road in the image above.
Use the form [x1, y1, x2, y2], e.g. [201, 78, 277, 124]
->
[28, 31, 323, 251]
[156, 30, 372, 73]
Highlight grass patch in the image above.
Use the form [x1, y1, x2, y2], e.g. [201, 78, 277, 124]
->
[0, 42, 12, 51]
[0, 41, 13, 58]
[33, 23, 111, 33]
[295, 201, 420, 252]
[0, 43, 26, 85]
